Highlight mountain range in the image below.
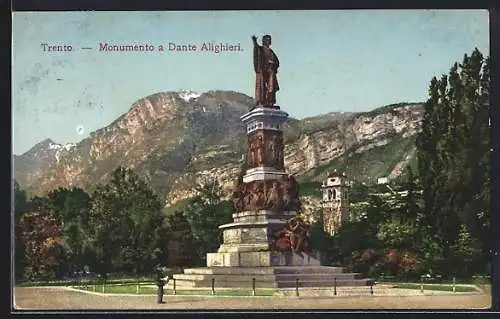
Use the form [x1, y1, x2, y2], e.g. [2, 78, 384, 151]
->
[13, 90, 424, 209]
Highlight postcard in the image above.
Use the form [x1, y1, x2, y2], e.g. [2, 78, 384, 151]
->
[12, 10, 492, 311]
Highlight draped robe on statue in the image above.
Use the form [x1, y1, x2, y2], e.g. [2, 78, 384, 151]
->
[253, 43, 280, 106]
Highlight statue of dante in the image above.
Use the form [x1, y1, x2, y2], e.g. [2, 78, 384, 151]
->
[252, 34, 280, 108]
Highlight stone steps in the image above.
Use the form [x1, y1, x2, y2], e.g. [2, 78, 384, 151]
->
[174, 265, 370, 289]
[183, 266, 346, 275]
[275, 273, 363, 281]
[277, 279, 371, 288]
[169, 268, 371, 289]
[173, 272, 361, 282]
[273, 266, 347, 274]
[168, 278, 371, 289]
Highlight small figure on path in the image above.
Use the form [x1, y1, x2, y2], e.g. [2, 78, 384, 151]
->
[155, 264, 166, 304]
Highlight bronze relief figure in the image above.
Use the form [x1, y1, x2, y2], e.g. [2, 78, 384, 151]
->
[272, 217, 312, 254]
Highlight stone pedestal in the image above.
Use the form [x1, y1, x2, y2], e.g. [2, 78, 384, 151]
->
[205, 106, 303, 261]
[169, 106, 371, 289]
[214, 209, 296, 254]
[207, 251, 321, 267]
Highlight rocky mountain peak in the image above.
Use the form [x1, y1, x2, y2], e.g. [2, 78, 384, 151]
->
[14, 91, 424, 209]
[22, 138, 55, 158]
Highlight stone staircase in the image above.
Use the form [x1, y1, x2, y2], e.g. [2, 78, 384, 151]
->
[167, 266, 372, 289]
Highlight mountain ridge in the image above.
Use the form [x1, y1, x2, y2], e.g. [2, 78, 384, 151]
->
[13, 90, 424, 208]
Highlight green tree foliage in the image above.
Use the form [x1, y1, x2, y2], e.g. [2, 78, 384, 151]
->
[17, 210, 65, 280]
[362, 195, 391, 231]
[415, 48, 490, 276]
[87, 167, 167, 276]
[184, 178, 233, 264]
[47, 187, 92, 274]
[165, 211, 197, 269]
[348, 182, 370, 203]
[333, 220, 380, 262]
[400, 166, 421, 224]
[14, 180, 28, 221]
[15, 191, 57, 281]
[308, 210, 333, 262]
[449, 224, 483, 277]
[303, 49, 488, 280]
[376, 221, 417, 250]
[14, 180, 28, 281]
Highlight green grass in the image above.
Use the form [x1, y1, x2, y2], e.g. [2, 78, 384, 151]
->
[377, 275, 491, 285]
[440, 277, 491, 285]
[392, 283, 477, 293]
[18, 277, 155, 287]
[75, 284, 157, 294]
[17, 280, 83, 287]
[74, 284, 277, 296]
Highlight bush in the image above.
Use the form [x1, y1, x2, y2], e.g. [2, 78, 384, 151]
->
[343, 248, 425, 280]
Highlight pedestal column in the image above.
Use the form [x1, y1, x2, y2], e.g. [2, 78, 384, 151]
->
[206, 107, 306, 267]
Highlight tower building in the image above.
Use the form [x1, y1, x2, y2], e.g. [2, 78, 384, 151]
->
[321, 170, 350, 235]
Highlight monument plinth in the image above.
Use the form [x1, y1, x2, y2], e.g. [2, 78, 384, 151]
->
[206, 106, 308, 265]
[168, 34, 370, 289]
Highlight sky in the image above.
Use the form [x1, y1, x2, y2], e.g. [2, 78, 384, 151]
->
[12, 10, 489, 155]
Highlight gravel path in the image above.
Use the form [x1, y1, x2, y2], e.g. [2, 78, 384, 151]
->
[13, 286, 491, 310]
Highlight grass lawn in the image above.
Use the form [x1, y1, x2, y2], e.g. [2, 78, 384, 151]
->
[74, 284, 277, 296]
[18, 278, 155, 287]
[392, 283, 477, 293]
[75, 284, 157, 294]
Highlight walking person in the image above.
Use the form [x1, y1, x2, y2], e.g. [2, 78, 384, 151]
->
[155, 264, 166, 304]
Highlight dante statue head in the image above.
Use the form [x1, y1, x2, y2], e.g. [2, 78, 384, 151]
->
[262, 35, 272, 46]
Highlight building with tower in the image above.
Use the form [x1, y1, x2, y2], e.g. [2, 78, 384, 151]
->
[321, 170, 350, 236]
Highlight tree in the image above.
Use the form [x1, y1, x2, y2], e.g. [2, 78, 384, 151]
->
[14, 180, 28, 281]
[14, 180, 27, 221]
[184, 178, 233, 264]
[308, 209, 332, 261]
[17, 210, 65, 280]
[47, 187, 92, 275]
[401, 166, 421, 224]
[348, 182, 370, 203]
[333, 220, 380, 261]
[165, 211, 197, 269]
[87, 167, 167, 276]
[363, 195, 391, 231]
[449, 224, 483, 277]
[376, 221, 417, 250]
[415, 48, 490, 276]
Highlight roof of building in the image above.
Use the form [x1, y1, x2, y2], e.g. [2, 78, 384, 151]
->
[327, 170, 346, 178]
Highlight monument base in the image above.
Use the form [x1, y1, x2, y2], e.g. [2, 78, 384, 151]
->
[168, 263, 371, 289]
[207, 250, 321, 267]
[168, 250, 371, 289]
